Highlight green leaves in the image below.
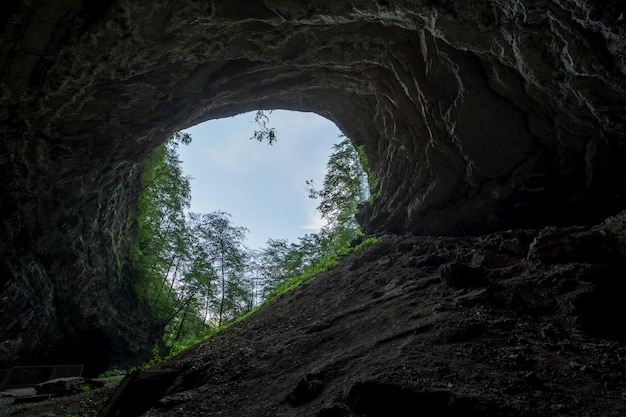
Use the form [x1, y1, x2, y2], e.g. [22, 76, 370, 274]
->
[135, 135, 194, 321]
[253, 136, 373, 300]
[134, 137, 255, 351]
[131, 127, 375, 359]
[250, 110, 277, 145]
[190, 211, 250, 326]
[306, 136, 370, 251]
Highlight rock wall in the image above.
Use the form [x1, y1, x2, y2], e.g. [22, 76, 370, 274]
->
[0, 0, 624, 370]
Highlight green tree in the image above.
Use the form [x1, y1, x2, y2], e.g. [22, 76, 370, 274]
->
[306, 136, 369, 250]
[133, 127, 372, 355]
[256, 238, 294, 296]
[192, 211, 249, 326]
[250, 136, 372, 303]
[163, 234, 216, 347]
[134, 133, 194, 323]
[134, 132, 266, 353]
[245, 249, 264, 306]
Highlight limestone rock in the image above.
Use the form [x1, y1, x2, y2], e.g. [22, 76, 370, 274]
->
[0, 0, 624, 370]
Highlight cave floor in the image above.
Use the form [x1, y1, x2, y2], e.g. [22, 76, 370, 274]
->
[3, 212, 626, 417]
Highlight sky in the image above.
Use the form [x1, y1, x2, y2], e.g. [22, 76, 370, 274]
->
[178, 110, 343, 250]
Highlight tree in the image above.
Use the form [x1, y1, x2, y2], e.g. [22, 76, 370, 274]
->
[250, 110, 277, 145]
[256, 238, 293, 296]
[134, 133, 194, 321]
[306, 136, 369, 250]
[132, 127, 372, 355]
[192, 211, 249, 326]
[247, 135, 372, 305]
[167, 234, 217, 344]
[133, 132, 267, 353]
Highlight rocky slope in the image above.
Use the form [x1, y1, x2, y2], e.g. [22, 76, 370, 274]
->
[1, 0, 625, 373]
[4, 212, 625, 416]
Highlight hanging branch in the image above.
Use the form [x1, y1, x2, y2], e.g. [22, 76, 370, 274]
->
[250, 110, 277, 145]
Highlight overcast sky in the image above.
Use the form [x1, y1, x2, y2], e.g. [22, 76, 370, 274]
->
[178, 110, 343, 250]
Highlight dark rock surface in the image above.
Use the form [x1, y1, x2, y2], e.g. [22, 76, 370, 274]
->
[3, 212, 625, 416]
[1, 0, 625, 372]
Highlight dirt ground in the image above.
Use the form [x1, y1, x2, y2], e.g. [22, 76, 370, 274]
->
[3, 212, 626, 416]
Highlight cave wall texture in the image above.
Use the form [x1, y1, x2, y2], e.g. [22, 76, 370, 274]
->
[0, 0, 624, 372]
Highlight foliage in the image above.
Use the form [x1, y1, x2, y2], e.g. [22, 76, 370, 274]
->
[142, 344, 164, 369]
[305, 135, 370, 251]
[263, 236, 377, 302]
[133, 133, 199, 351]
[190, 211, 250, 326]
[130, 126, 374, 360]
[250, 110, 277, 145]
[133, 133, 253, 355]
[307, 137, 368, 224]
[97, 368, 127, 379]
[132, 132, 193, 323]
[259, 134, 374, 300]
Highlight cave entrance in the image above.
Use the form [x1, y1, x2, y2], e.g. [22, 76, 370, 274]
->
[178, 110, 354, 249]
[140, 109, 371, 343]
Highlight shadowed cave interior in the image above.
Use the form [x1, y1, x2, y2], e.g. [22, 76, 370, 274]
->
[0, 1, 625, 415]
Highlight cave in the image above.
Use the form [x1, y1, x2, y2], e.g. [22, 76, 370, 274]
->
[1, 0, 625, 382]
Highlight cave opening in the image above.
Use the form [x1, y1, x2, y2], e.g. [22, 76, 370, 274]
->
[177, 109, 349, 249]
[1, 0, 624, 380]
[128, 108, 372, 355]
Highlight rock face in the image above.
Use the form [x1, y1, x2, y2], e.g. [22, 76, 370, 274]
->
[0, 1, 625, 371]
[8, 212, 626, 416]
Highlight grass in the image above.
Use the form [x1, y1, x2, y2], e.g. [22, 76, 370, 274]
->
[264, 236, 377, 303]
